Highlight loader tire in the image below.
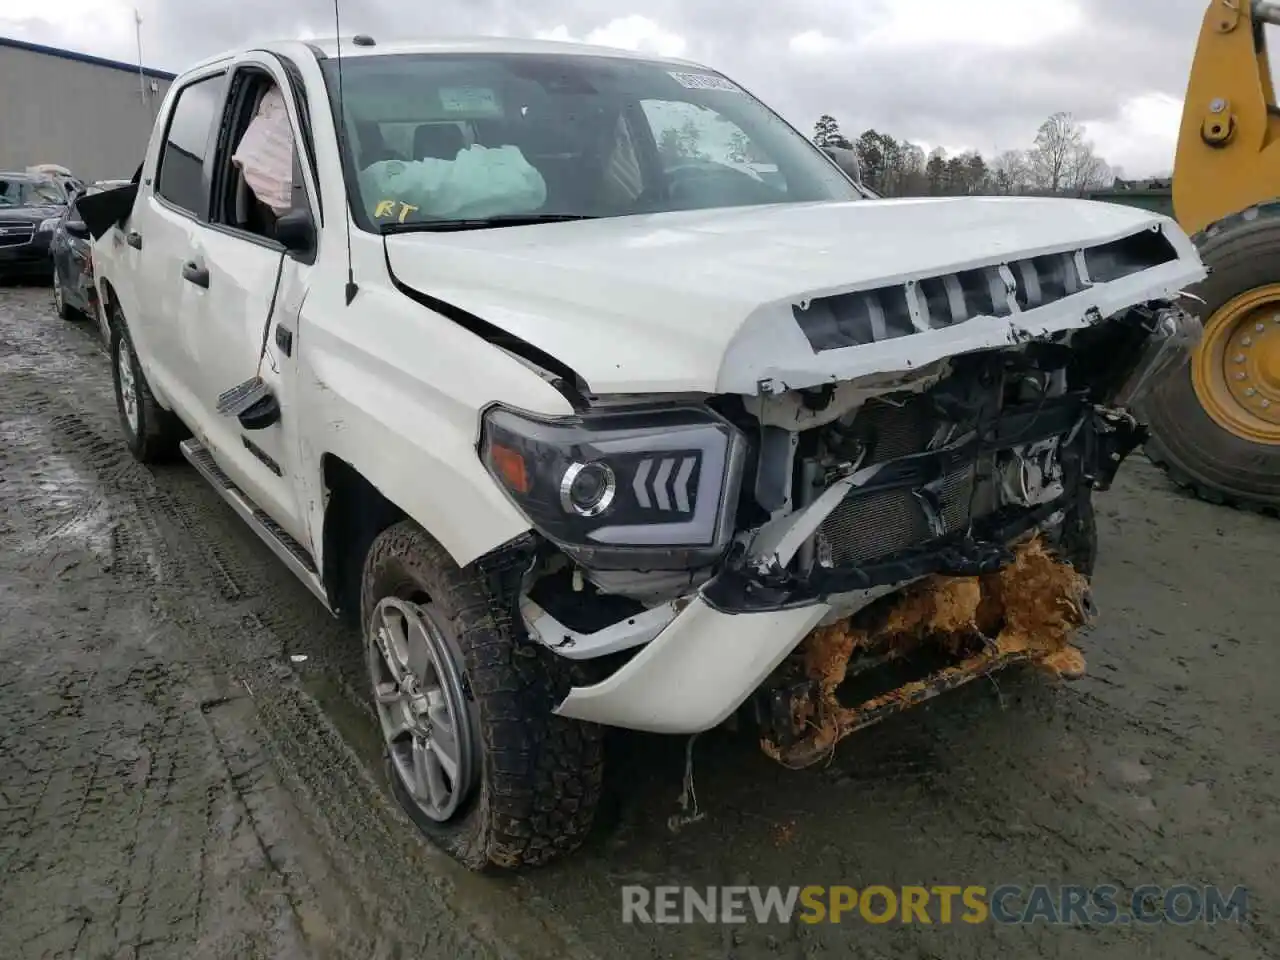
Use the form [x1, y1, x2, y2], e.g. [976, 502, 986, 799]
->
[1140, 210, 1280, 514]
[360, 520, 604, 870]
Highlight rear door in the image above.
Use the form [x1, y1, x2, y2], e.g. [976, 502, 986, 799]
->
[127, 68, 228, 420]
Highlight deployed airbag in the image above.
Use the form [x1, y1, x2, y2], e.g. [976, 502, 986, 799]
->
[232, 86, 294, 216]
[359, 145, 547, 222]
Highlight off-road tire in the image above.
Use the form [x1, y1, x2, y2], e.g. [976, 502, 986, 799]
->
[1140, 210, 1280, 514]
[361, 520, 604, 870]
[110, 311, 186, 463]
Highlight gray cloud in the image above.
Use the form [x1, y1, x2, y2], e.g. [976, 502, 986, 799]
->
[1, 0, 1227, 174]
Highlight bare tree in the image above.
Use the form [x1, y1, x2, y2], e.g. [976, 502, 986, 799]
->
[1028, 112, 1084, 193]
[992, 150, 1029, 195]
[1066, 142, 1112, 194]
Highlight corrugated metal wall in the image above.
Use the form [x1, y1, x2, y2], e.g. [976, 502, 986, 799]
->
[0, 44, 172, 183]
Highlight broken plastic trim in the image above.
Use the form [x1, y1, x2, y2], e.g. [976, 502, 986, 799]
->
[520, 594, 681, 659]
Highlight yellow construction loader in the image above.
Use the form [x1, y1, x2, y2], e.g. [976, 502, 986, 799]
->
[1140, 0, 1280, 511]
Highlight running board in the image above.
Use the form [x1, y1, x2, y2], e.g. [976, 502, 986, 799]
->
[180, 438, 333, 613]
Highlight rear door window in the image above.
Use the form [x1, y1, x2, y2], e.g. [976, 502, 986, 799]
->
[156, 73, 226, 217]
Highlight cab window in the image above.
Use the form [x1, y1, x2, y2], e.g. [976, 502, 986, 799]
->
[208, 69, 310, 243]
[156, 73, 225, 216]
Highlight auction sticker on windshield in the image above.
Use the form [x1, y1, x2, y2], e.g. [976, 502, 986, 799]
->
[667, 71, 740, 92]
[439, 87, 502, 116]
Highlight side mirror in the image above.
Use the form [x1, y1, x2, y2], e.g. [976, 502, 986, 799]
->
[822, 145, 862, 185]
[65, 219, 89, 239]
[274, 208, 315, 259]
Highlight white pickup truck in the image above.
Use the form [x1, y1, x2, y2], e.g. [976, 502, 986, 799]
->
[85, 35, 1206, 870]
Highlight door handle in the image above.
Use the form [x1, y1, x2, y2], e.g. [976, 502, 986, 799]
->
[126, 230, 142, 249]
[274, 324, 293, 357]
[182, 260, 210, 288]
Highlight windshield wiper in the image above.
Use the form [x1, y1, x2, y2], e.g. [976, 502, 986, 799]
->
[380, 213, 598, 234]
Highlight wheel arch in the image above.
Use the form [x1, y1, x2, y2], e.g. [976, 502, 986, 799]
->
[319, 453, 404, 623]
[316, 451, 534, 624]
[98, 276, 120, 332]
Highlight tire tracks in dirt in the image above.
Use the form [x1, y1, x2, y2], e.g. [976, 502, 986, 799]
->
[0, 289, 597, 960]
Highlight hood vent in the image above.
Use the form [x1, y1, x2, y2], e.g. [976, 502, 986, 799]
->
[795, 226, 1178, 353]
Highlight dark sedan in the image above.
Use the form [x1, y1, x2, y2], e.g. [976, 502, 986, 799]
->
[0, 173, 71, 281]
[50, 189, 101, 329]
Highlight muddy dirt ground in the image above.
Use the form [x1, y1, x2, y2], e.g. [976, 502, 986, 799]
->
[1, 284, 1276, 960]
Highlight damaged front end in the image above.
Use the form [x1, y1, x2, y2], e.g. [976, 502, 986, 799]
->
[718, 303, 1195, 765]
[480, 256, 1200, 752]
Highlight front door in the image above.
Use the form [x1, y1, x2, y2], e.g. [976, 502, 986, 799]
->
[183, 227, 310, 541]
[178, 56, 321, 546]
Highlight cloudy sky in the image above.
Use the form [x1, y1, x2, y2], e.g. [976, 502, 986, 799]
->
[0, 0, 1233, 176]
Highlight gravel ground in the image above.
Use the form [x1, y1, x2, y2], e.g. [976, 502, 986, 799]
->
[1, 284, 1276, 960]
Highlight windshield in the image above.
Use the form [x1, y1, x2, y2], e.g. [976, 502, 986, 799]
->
[0, 177, 67, 207]
[320, 52, 861, 231]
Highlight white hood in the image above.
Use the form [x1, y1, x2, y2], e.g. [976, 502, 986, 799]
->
[384, 196, 1206, 395]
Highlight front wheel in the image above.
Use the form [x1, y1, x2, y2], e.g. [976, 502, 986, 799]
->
[360, 521, 604, 870]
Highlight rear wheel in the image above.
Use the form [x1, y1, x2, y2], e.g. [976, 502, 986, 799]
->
[1140, 211, 1280, 513]
[52, 268, 75, 321]
[109, 311, 186, 463]
[360, 521, 603, 870]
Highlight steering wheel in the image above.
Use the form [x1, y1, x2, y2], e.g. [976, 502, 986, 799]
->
[666, 164, 780, 208]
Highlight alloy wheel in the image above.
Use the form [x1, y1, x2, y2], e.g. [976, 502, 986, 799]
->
[367, 596, 479, 821]
[117, 339, 139, 434]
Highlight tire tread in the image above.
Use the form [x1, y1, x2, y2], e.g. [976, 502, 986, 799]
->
[1138, 205, 1280, 515]
[360, 521, 603, 870]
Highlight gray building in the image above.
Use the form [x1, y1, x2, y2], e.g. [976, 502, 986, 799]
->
[0, 36, 175, 184]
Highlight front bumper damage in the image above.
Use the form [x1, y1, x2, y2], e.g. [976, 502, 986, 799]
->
[757, 536, 1093, 769]
[551, 303, 1198, 752]
[553, 402, 1143, 738]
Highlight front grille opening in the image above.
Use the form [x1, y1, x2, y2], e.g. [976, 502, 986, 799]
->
[956, 267, 1010, 318]
[1022, 252, 1082, 307]
[918, 276, 956, 327]
[1083, 228, 1177, 283]
[875, 287, 915, 339]
[795, 285, 914, 352]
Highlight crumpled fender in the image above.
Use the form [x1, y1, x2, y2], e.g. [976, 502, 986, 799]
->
[294, 283, 573, 569]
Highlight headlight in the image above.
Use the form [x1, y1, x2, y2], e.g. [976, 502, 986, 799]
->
[38, 218, 60, 233]
[480, 404, 747, 569]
